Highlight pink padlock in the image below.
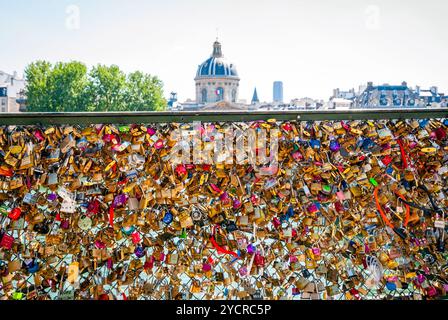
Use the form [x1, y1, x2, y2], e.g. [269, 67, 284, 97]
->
[60, 220, 70, 229]
[33, 130, 45, 142]
[427, 286, 437, 297]
[307, 203, 318, 214]
[95, 240, 106, 249]
[202, 263, 211, 272]
[239, 266, 248, 276]
[272, 217, 281, 229]
[292, 151, 303, 161]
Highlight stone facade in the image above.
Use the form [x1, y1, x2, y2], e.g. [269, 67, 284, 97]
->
[194, 40, 240, 104]
[195, 77, 239, 104]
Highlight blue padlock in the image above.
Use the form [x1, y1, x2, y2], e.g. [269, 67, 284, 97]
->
[134, 246, 145, 258]
[163, 211, 173, 224]
[279, 214, 289, 223]
[27, 260, 39, 273]
[386, 282, 396, 291]
[121, 226, 135, 235]
[361, 138, 374, 150]
[287, 206, 294, 218]
[419, 119, 429, 128]
[309, 139, 321, 149]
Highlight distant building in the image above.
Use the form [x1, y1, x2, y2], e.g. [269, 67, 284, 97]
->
[0, 71, 26, 112]
[173, 39, 248, 111]
[354, 81, 445, 108]
[195, 39, 240, 104]
[167, 92, 182, 111]
[273, 81, 283, 103]
[326, 98, 354, 110]
[251, 87, 259, 104]
[331, 88, 356, 101]
[290, 97, 321, 109]
[415, 86, 445, 105]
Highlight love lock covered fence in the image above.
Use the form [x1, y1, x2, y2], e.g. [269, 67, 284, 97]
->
[0, 109, 448, 300]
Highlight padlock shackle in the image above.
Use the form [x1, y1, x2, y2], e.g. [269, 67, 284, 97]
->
[210, 225, 239, 258]
[374, 186, 410, 230]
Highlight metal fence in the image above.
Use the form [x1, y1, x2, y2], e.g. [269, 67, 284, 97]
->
[1, 110, 447, 300]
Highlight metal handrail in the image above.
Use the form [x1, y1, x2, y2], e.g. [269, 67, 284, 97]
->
[0, 108, 447, 125]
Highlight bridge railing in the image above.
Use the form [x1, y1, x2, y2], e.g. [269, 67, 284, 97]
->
[0, 109, 447, 300]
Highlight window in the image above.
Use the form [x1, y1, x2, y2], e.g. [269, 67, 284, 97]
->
[1, 99, 6, 106]
[215, 87, 224, 102]
[201, 88, 207, 103]
[232, 89, 237, 103]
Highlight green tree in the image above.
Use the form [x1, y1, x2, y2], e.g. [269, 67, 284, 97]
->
[25, 61, 88, 112]
[125, 71, 167, 111]
[24, 61, 53, 112]
[24, 61, 167, 112]
[48, 61, 88, 112]
[85, 65, 127, 112]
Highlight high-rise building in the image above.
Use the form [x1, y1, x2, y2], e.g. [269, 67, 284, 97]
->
[273, 81, 283, 103]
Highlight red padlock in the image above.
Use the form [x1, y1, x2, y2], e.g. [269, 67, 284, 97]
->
[144, 259, 154, 270]
[87, 200, 100, 215]
[335, 201, 344, 213]
[434, 127, 446, 141]
[254, 252, 265, 267]
[175, 164, 187, 176]
[131, 232, 141, 244]
[292, 287, 300, 295]
[381, 155, 393, 166]
[272, 217, 281, 229]
[60, 220, 70, 229]
[0, 234, 14, 249]
[8, 207, 22, 221]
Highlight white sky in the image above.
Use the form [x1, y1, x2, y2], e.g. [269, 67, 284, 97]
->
[0, 0, 447, 102]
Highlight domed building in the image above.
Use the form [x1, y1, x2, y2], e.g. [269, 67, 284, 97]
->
[195, 40, 240, 104]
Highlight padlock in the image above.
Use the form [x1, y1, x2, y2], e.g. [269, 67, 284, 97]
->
[0, 234, 14, 249]
[8, 207, 22, 221]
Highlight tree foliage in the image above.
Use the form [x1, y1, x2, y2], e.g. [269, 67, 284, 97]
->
[24, 61, 167, 112]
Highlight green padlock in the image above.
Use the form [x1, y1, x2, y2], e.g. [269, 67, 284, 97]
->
[119, 125, 130, 133]
[0, 204, 9, 216]
[12, 292, 23, 300]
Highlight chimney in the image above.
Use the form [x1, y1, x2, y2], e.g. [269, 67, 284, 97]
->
[401, 81, 407, 87]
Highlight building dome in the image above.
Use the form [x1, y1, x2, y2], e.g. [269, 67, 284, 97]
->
[195, 41, 239, 78]
[195, 40, 240, 104]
